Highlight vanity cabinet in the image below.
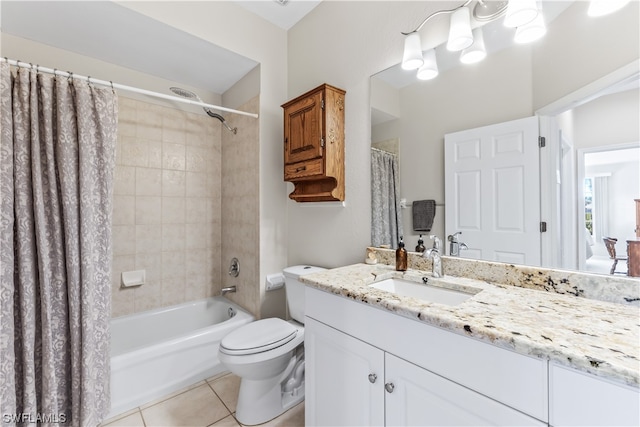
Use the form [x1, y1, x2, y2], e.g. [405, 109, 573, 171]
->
[305, 317, 384, 426]
[305, 287, 548, 426]
[549, 363, 640, 426]
[281, 84, 345, 202]
[306, 317, 542, 426]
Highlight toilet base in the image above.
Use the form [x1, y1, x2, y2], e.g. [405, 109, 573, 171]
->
[235, 351, 305, 425]
[235, 378, 304, 425]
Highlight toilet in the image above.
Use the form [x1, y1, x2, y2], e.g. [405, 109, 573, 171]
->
[218, 265, 325, 426]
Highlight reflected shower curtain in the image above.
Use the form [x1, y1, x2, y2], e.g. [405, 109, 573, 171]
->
[593, 176, 610, 241]
[371, 148, 403, 248]
[0, 63, 118, 426]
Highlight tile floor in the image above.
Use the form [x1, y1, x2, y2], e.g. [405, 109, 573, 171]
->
[101, 373, 305, 427]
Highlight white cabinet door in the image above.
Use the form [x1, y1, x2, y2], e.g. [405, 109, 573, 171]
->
[305, 317, 385, 427]
[549, 363, 640, 426]
[445, 116, 541, 265]
[385, 353, 545, 427]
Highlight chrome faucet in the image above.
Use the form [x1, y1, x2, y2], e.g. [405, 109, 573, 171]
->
[221, 286, 237, 295]
[422, 235, 443, 278]
[447, 232, 468, 257]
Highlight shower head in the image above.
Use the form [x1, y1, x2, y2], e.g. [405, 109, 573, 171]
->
[169, 87, 200, 100]
[206, 110, 238, 135]
[170, 86, 237, 134]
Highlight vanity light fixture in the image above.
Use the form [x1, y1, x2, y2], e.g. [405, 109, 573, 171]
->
[400, 0, 545, 80]
[447, 7, 474, 51]
[503, 0, 539, 27]
[402, 32, 425, 70]
[514, 9, 546, 43]
[417, 49, 439, 80]
[587, 0, 631, 16]
[460, 27, 487, 64]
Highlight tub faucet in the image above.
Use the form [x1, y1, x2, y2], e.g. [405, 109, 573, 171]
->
[221, 286, 236, 295]
[422, 235, 443, 278]
[447, 232, 468, 257]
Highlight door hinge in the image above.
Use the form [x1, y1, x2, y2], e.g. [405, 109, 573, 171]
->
[320, 137, 325, 147]
[540, 221, 547, 232]
[321, 99, 325, 110]
[538, 136, 546, 148]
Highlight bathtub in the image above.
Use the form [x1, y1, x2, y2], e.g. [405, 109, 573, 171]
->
[108, 297, 254, 418]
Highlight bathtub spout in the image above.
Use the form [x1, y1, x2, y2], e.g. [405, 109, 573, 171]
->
[221, 286, 237, 295]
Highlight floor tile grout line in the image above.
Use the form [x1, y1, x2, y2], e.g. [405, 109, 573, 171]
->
[205, 380, 236, 420]
[139, 408, 148, 427]
[139, 380, 208, 412]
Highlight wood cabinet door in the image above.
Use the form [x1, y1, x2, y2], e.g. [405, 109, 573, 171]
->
[284, 89, 323, 165]
[305, 317, 384, 427]
[385, 353, 545, 427]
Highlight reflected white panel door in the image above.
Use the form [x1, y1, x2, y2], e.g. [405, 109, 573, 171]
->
[445, 116, 541, 265]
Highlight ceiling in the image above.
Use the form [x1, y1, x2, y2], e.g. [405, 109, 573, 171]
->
[1, 0, 320, 94]
[234, 0, 322, 30]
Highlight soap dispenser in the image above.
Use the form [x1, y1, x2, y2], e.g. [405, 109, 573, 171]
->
[396, 236, 408, 271]
[415, 234, 426, 253]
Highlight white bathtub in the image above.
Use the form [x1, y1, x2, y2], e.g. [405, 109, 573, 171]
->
[108, 297, 254, 418]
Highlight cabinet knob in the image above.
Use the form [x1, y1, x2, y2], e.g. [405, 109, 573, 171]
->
[385, 382, 395, 393]
[368, 373, 377, 384]
[295, 165, 307, 172]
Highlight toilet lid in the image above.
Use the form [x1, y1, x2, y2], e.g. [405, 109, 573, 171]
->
[220, 318, 298, 356]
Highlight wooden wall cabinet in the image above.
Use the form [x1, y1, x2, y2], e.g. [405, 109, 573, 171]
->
[282, 84, 345, 202]
[635, 199, 640, 237]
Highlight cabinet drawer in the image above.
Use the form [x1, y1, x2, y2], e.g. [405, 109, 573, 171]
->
[549, 363, 640, 426]
[284, 158, 324, 180]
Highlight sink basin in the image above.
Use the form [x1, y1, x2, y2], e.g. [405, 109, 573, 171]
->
[369, 278, 474, 306]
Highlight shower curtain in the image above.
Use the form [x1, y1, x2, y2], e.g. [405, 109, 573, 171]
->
[0, 63, 117, 426]
[593, 175, 610, 242]
[371, 148, 403, 248]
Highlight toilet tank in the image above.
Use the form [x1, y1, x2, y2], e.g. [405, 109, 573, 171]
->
[283, 265, 326, 323]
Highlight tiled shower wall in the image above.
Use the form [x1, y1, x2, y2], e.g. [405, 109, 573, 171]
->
[111, 96, 222, 317]
[220, 96, 260, 317]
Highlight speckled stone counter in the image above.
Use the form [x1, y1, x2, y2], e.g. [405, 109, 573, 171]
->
[300, 262, 640, 388]
[371, 247, 640, 306]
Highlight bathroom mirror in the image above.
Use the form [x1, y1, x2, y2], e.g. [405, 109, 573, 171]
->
[370, 0, 640, 274]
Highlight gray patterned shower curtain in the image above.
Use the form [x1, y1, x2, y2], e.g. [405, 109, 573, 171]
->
[0, 63, 117, 426]
[371, 148, 403, 249]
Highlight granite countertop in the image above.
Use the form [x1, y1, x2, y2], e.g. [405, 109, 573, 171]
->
[300, 263, 640, 388]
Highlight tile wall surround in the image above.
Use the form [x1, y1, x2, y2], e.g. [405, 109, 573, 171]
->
[368, 247, 640, 306]
[111, 95, 260, 318]
[220, 96, 261, 317]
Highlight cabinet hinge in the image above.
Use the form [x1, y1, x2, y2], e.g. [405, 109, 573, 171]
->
[321, 137, 325, 147]
[540, 221, 547, 233]
[321, 99, 325, 110]
[538, 136, 546, 148]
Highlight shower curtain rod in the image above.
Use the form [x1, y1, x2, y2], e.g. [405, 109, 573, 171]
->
[1, 58, 259, 119]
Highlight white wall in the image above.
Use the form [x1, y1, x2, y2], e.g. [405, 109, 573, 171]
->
[287, 1, 639, 267]
[532, 1, 640, 110]
[287, 1, 444, 267]
[586, 161, 639, 246]
[575, 88, 640, 258]
[573, 89, 640, 150]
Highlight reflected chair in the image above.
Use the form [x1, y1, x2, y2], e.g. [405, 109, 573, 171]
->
[603, 237, 627, 275]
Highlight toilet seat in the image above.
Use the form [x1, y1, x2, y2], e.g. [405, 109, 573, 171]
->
[220, 318, 298, 356]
